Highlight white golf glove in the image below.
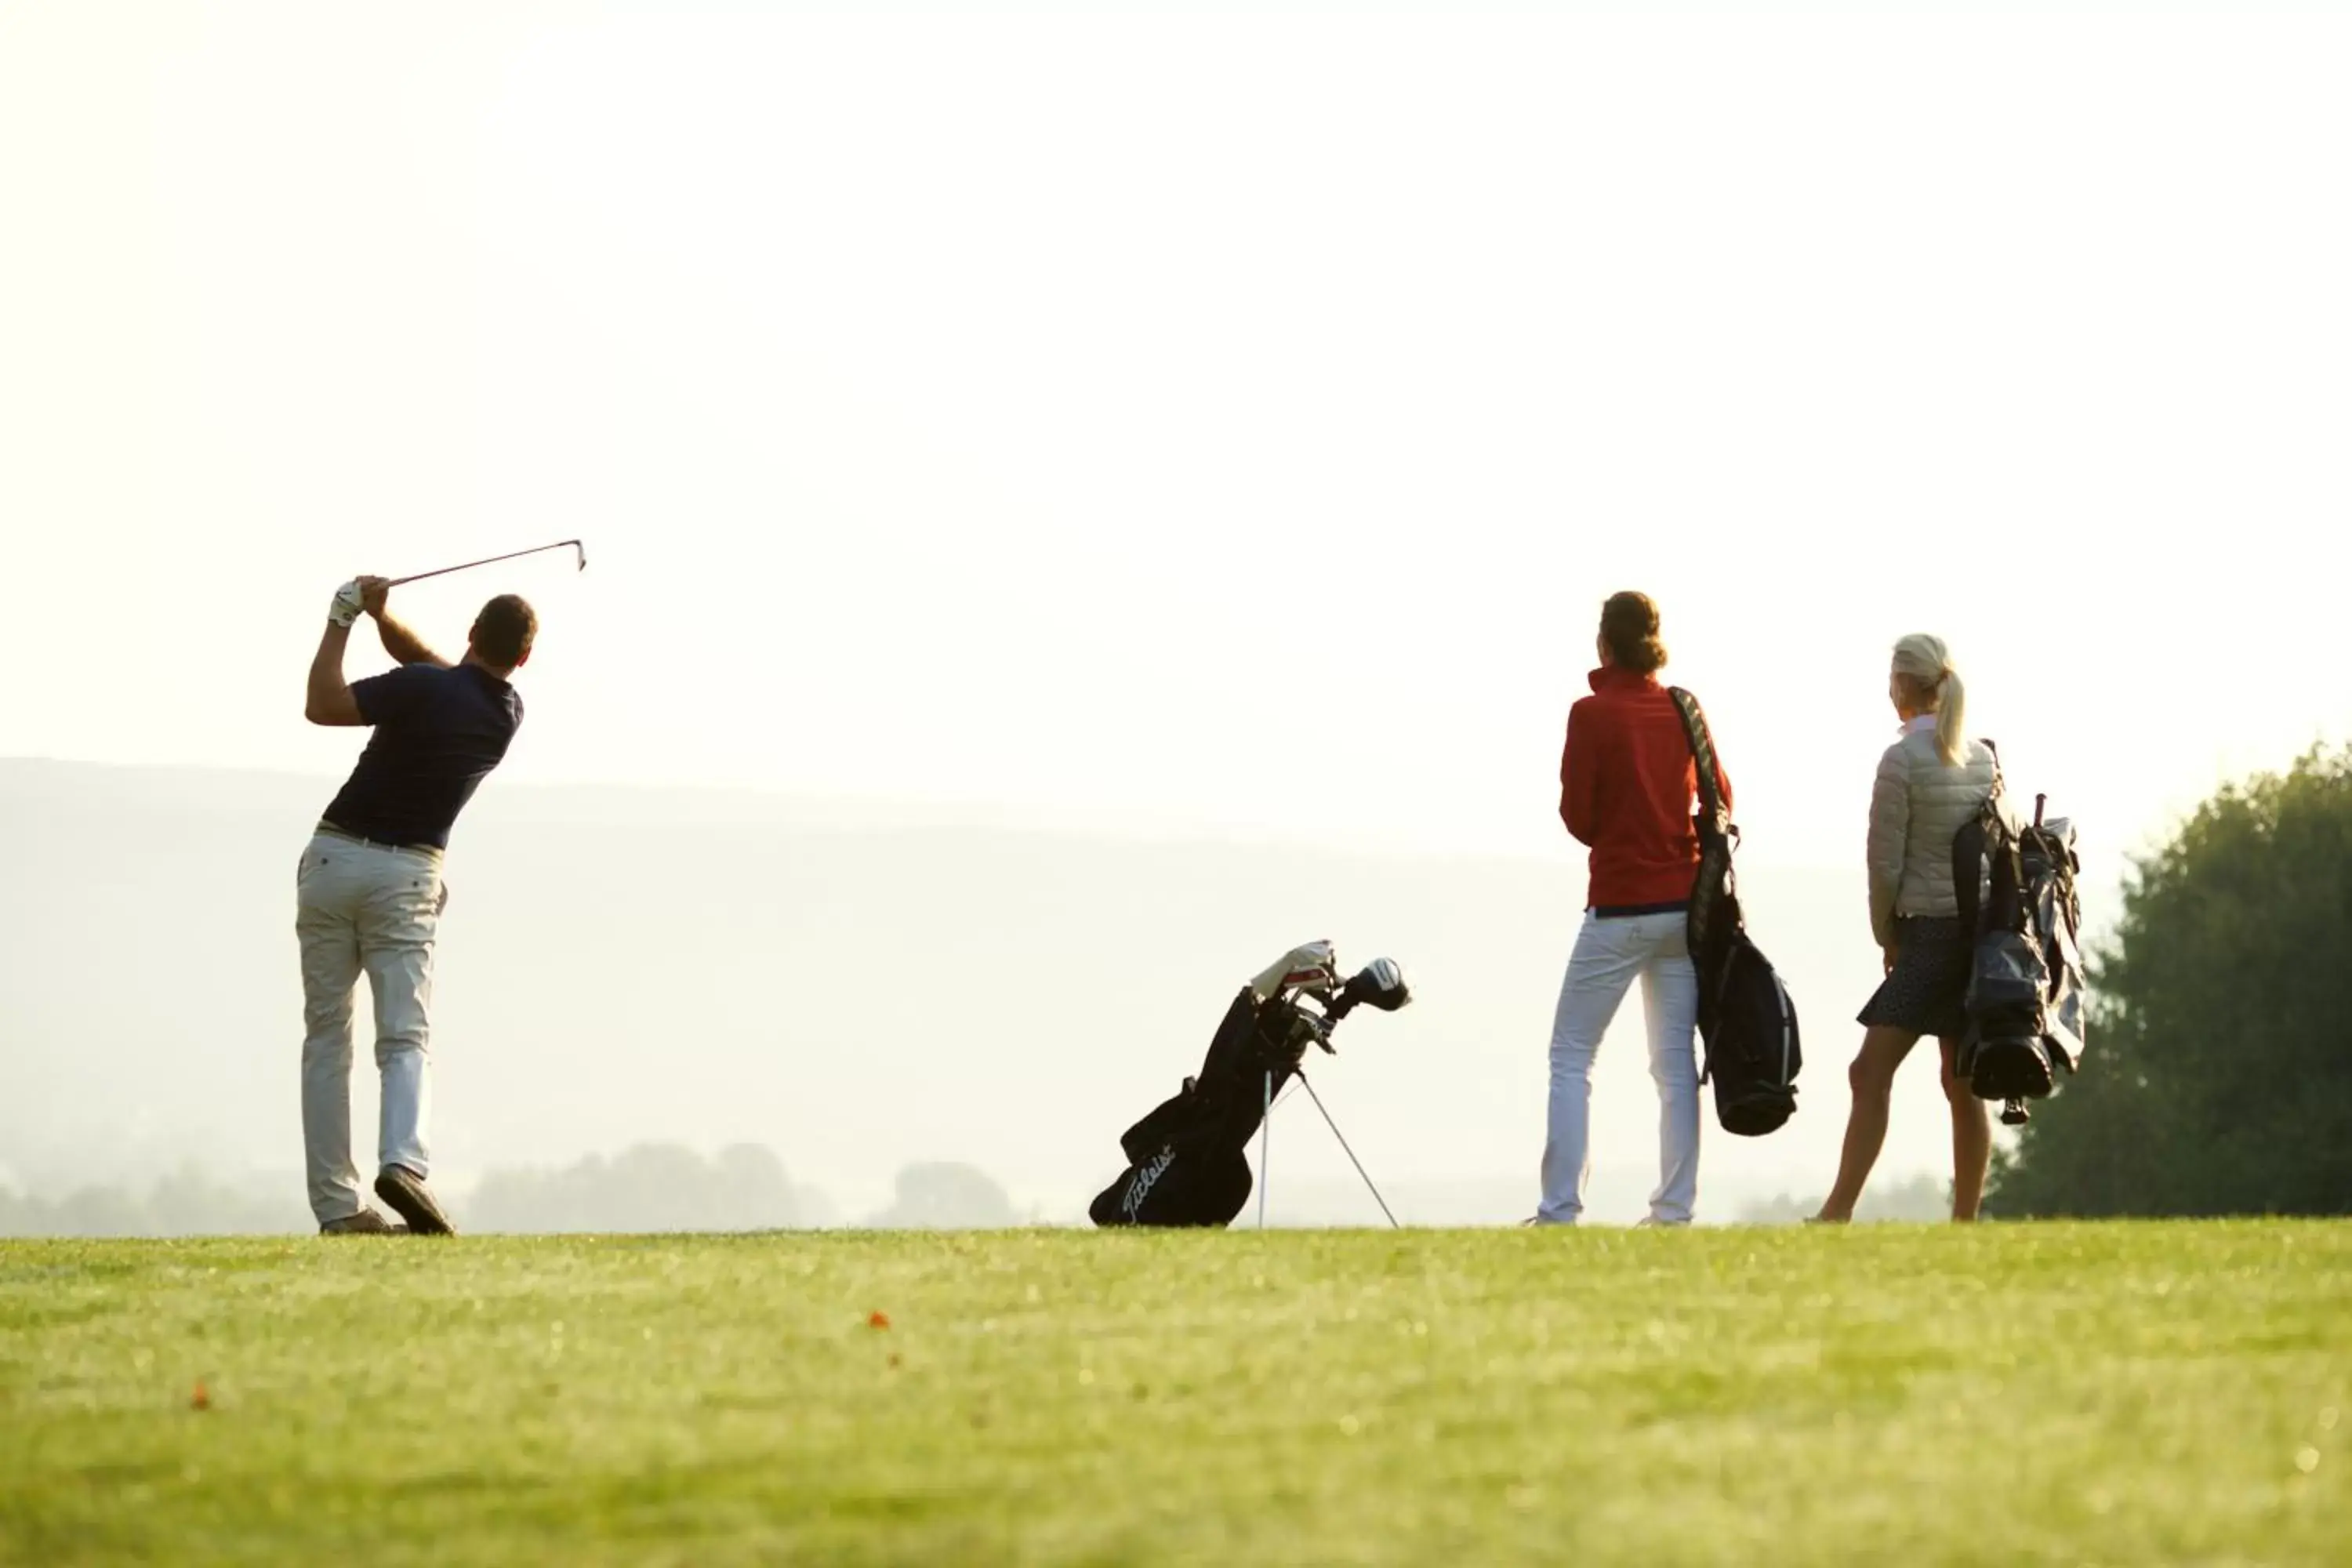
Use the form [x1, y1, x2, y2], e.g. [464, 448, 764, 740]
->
[328, 579, 366, 628]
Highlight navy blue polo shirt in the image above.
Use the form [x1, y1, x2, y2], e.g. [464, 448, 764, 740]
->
[321, 662, 524, 850]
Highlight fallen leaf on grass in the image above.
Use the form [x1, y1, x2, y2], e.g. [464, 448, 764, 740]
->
[868, 1311, 891, 1330]
[191, 1381, 211, 1411]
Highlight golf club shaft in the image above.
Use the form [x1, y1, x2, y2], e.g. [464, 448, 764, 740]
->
[388, 539, 585, 588]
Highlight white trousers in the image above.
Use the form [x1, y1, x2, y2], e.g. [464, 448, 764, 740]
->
[1539, 908, 1701, 1225]
[295, 832, 446, 1225]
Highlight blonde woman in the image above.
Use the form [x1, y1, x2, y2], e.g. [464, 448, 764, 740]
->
[1815, 634, 1999, 1224]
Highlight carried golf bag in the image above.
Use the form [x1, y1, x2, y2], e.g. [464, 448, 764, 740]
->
[1669, 688, 1802, 1136]
[1953, 764, 2087, 1125]
[1089, 943, 1410, 1228]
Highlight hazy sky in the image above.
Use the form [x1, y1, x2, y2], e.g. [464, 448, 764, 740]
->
[8, 2, 2352, 880]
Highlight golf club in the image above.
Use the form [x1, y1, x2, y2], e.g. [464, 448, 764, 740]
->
[388, 539, 586, 588]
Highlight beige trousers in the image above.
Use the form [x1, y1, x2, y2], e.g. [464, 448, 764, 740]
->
[295, 830, 446, 1225]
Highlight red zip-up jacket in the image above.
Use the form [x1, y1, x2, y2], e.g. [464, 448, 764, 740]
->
[1559, 666, 1733, 912]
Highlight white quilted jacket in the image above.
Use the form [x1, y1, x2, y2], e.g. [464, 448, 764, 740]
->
[1867, 718, 1999, 948]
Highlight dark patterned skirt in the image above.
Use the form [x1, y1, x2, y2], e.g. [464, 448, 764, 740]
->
[1857, 915, 1973, 1040]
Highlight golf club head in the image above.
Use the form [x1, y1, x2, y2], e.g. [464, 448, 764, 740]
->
[569, 539, 587, 572]
[1339, 957, 1411, 1014]
[1279, 1005, 1335, 1059]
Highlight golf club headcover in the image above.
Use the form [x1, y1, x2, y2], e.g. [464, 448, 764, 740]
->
[1352, 957, 1411, 1011]
[1248, 941, 1338, 1004]
[328, 579, 366, 629]
[1320, 958, 1413, 1028]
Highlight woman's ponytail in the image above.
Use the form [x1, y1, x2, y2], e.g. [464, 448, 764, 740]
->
[1933, 664, 1968, 767]
[1891, 633, 1968, 765]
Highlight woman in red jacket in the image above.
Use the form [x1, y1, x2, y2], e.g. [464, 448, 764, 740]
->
[1536, 592, 1730, 1226]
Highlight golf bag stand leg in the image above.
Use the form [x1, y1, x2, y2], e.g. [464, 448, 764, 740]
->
[1297, 1070, 1401, 1229]
[1258, 1070, 1272, 1229]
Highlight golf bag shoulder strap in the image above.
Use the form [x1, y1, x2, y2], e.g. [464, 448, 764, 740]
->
[1666, 687, 1729, 827]
[1952, 814, 1984, 937]
[1668, 686, 1742, 998]
[1951, 738, 2009, 938]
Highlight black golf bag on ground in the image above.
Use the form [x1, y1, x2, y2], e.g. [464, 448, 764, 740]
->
[1089, 943, 1410, 1228]
[1953, 760, 2087, 1124]
[1669, 689, 1802, 1136]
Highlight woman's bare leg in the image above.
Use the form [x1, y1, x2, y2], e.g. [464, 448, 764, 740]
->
[1813, 1025, 1921, 1221]
[1940, 1038, 1991, 1221]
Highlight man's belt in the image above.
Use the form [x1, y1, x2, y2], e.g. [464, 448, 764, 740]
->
[315, 821, 443, 859]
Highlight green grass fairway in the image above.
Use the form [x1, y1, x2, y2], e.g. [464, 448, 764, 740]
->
[3, 1225, 2347, 1565]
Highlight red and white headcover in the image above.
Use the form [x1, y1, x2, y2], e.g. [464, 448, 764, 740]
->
[1247, 941, 1338, 1003]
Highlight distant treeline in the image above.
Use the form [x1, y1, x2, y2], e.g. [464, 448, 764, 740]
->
[1735, 1174, 1949, 1225]
[0, 1145, 1033, 1237]
[464, 1145, 1031, 1231]
[464, 1143, 833, 1232]
[0, 1165, 310, 1238]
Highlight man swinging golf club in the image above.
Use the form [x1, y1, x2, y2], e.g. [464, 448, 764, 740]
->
[296, 575, 535, 1236]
